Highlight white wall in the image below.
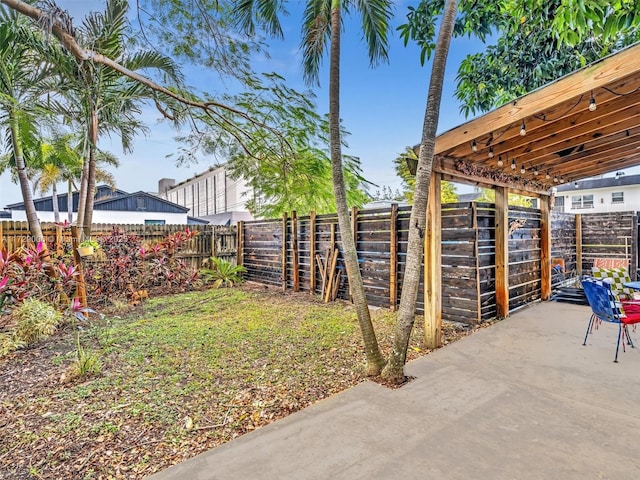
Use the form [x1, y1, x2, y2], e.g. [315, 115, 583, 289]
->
[165, 165, 251, 216]
[560, 185, 640, 213]
[10, 210, 188, 225]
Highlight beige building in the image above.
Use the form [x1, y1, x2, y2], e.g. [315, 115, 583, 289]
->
[158, 165, 254, 225]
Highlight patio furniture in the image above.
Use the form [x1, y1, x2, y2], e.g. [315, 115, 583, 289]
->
[581, 277, 640, 362]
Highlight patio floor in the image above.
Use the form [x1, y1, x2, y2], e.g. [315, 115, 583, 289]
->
[149, 300, 640, 480]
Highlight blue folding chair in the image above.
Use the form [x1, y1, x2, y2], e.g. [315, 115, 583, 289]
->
[581, 277, 639, 362]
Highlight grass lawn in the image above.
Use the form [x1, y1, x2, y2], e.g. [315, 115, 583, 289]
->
[0, 285, 473, 479]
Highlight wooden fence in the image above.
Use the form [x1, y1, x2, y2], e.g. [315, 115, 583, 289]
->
[0, 222, 237, 269]
[579, 211, 637, 276]
[3, 209, 635, 325]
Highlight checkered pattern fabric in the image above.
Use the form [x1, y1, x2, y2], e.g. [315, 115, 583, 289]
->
[591, 267, 634, 300]
[582, 276, 626, 318]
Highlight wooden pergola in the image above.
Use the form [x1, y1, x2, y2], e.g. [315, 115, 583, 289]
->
[424, 41, 640, 347]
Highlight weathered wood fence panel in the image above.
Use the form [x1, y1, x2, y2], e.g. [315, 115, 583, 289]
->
[550, 211, 578, 285]
[580, 212, 636, 274]
[508, 206, 542, 311]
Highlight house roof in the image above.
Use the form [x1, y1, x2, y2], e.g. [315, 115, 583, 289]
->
[556, 173, 640, 192]
[431, 41, 640, 196]
[5, 185, 188, 213]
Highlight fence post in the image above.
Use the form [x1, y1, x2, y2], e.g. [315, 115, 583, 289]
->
[292, 210, 299, 292]
[494, 186, 510, 319]
[310, 211, 316, 295]
[282, 212, 288, 292]
[540, 195, 552, 300]
[632, 213, 638, 281]
[236, 221, 244, 267]
[211, 225, 217, 260]
[575, 214, 582, 276]
[389, 203, 398, 311]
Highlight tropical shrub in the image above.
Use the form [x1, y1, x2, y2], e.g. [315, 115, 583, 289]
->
[13, 298, 62, 345]
[200, 257, 246, 288]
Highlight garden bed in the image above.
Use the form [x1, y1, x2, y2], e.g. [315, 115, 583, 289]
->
[0, 285, 476, 479]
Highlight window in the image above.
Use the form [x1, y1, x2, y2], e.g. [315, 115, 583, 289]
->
[145, 219, 165, 225]
[612, 192, 624, 204]
[571, 194, 594, 209]
[136, 196, 146, 211]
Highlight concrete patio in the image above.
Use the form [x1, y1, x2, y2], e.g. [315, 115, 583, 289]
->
[149, 300, 640, 480]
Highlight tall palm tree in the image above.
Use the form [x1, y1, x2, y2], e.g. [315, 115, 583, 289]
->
[49, 0, 182, 238]
[381, 0, 458, 382]
[0, 8, 52, 242]
[234, 0, 392, 375]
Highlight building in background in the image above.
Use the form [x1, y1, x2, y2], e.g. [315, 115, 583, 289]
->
[554, 173, 640, 213]
[158, 165, 254, 225]
[4, 185, 191, 225]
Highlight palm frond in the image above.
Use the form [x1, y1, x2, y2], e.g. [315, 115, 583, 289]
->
[232, 0, 285, 38]
[301, 0, 331, 86]
[354, 0, 393, 66]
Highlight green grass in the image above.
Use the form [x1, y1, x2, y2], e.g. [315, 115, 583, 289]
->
[0, 286, 465, 480]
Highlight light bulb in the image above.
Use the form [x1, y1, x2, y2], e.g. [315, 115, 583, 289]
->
[520, 165, 525, 174]
[534, 169, 539, 176]
[471, 140, 478, 153]
[488, 146, 494, 158]
[497, 156, 503, 167]
[511, 159, 516, 170]
[589, 97, 597, 111]
[520, 121, 526, 136]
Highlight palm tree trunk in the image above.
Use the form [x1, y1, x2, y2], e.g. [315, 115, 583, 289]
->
[9, 108, 44, 242]
[80, 104, 98, 239]
[382, 0, 458, 383]
[51, 182, 60, 223]
[67, 179, 73, 223]
[329, 1, 385, 376]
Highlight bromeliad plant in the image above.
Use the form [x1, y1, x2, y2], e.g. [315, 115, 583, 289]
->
[200, 257, 246, 288]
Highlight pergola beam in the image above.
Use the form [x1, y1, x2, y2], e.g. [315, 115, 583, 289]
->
[435, 42, 640, 155]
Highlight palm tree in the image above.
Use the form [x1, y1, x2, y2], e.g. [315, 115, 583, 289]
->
[30, 134, 120, 223]
[381, 0, 458, 382]
[49, 0, 182, 238]
[234, 0, 392, 375]
[0, 8, 52, 242]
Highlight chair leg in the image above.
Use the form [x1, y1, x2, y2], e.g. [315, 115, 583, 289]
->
[583, 314, 595, 346]
[614, 324, 622, 363]
[625, 325, 635, 348]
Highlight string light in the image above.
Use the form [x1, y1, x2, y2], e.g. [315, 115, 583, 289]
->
[520, 120, 526, 136]
[488, 146, 494, 158]
[560, 177, 565, 183]
[589, 92, 597, 111]
[554, 176, 559, 183]
[471, 140, 478, 153]
[546, 172, 551, 180]
[511, 158, 516, 170]
[534, 167, 539, 176]
[520, 164, 526, 174]
[497, 156, 503, 167]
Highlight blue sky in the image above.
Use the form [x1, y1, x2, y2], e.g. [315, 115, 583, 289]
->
[0, 0, 488, 207]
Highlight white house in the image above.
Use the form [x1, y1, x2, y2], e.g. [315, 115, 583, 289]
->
[158, 164, 254, 225]
[554, 174, 640, 213]
[4, 185, 192, 225]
